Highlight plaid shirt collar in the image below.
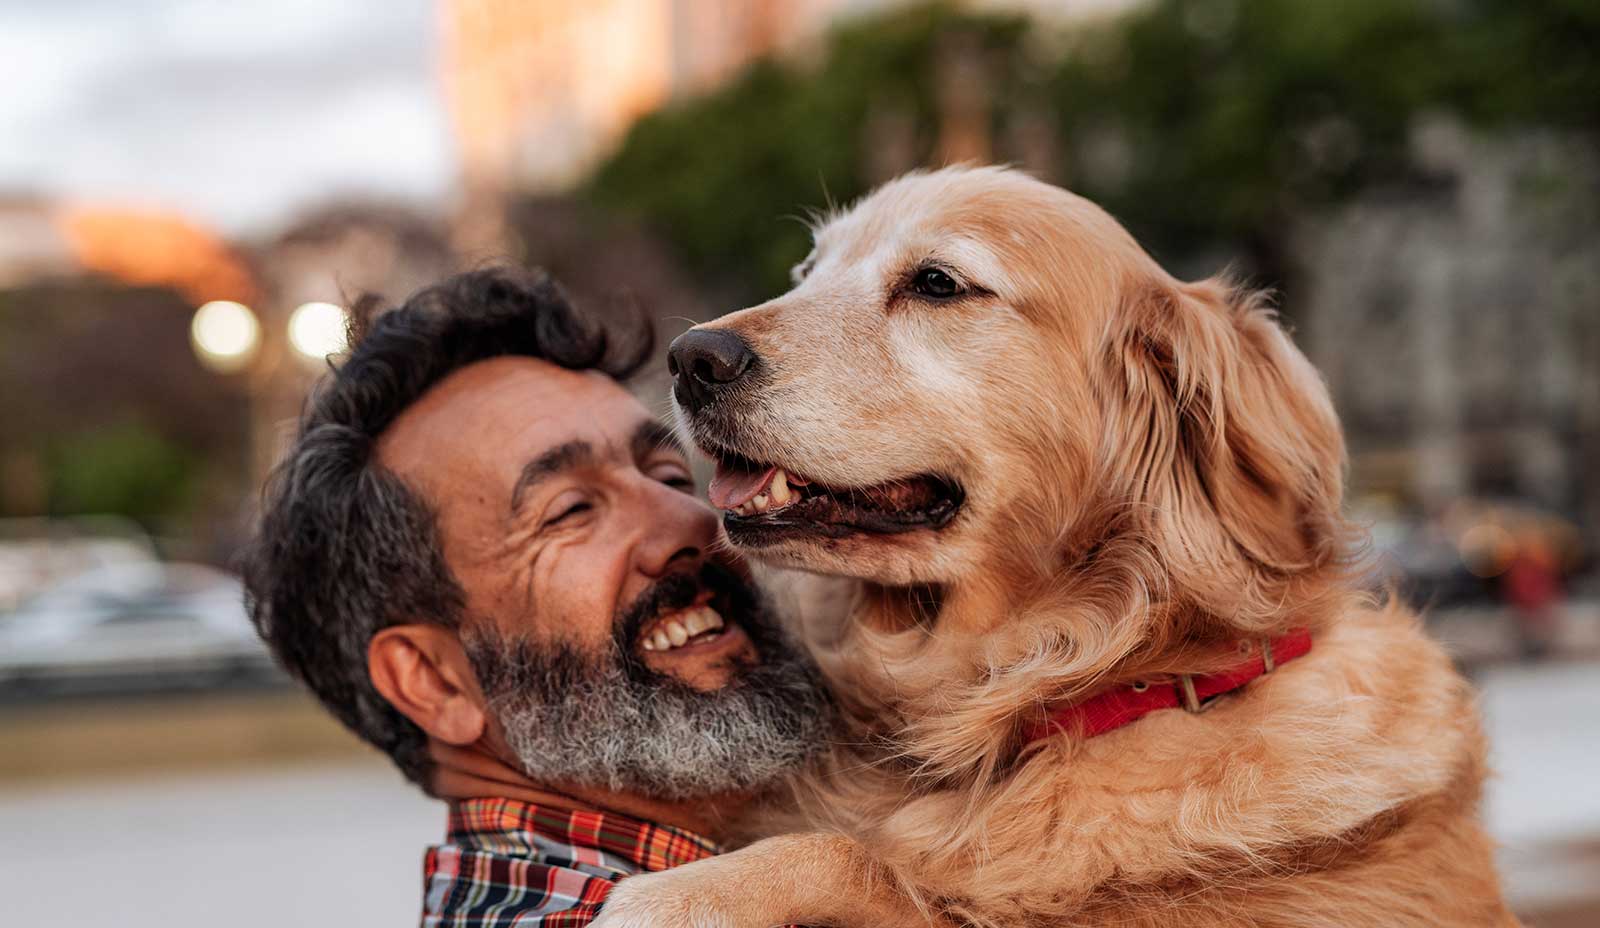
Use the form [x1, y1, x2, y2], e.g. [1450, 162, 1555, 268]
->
[423, 796, 721, 926]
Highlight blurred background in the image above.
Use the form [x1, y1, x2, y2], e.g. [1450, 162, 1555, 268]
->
[1, 0, 1596, 924]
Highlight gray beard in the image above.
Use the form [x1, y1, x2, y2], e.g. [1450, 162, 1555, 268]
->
[463, 619, 833, 801]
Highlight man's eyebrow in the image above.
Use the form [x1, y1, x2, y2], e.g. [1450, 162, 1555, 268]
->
[509, 440, 594, 513]
[631, 419, 687, 461]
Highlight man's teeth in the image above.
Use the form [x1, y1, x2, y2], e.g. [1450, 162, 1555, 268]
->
[733, 468, 796, 516]
[639, 605, 726, 652]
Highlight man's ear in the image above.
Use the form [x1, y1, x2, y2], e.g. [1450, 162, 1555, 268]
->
[368, 624, 487, 747]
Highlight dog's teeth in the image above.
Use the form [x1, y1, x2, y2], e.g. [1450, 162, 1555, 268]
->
[666, 620, 689, 647]
[753, 493, 769, 511]
[652, 630, 672, 651]
[770, 471, 791, 505]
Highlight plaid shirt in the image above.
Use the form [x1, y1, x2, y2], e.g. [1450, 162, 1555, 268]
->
[422, 797, 721, 927]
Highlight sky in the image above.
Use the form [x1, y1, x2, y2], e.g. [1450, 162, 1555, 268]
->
[0, 0, 453, 236]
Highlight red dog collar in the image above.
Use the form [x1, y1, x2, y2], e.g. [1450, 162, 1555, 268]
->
[1023, 628, 1313, 745]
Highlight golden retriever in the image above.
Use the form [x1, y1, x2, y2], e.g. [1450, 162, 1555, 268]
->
[592, 166, 1516, 927]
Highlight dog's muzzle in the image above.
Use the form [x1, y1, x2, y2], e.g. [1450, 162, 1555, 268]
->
[668, 328, 756, 414]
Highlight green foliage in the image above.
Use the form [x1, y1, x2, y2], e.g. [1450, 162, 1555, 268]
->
[588, 2, 1038, 298]
[586, 0, 1600, 298]
[1050, 0, 1600, 270]
[1444, 0, 1600, 127]
[1051, 0, 1450, 261]
[47, 423, 198, 527]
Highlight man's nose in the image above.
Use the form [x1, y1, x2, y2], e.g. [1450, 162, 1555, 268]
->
[668, 328, 756, 413]
[634, 484, 721, 578]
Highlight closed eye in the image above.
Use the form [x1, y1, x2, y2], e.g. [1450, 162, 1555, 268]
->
[650, 464, 695, 492]
[544, 500, 592, 528]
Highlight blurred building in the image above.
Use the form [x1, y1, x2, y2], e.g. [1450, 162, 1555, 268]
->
[0, 199, 75, 288]
[0, 202, 263, 555]
[1297, 117, 1600, 550]
[444, 0, 878, 198]
[249, 204, 458, 484]
[440, 0, 1133, 249]
[264, 204, 457, 316]
[0, 196, 461, 550]
[0, 201, 254, 306]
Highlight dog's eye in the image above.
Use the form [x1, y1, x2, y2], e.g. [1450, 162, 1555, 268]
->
[911, 268, 961, 299]
[791, 253, 817, 286]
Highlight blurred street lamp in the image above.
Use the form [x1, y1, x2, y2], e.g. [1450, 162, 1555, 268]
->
[189, 300, 261, 373]
[287, 301, 349, 362]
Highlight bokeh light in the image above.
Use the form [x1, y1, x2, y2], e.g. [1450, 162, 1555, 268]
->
[1459, 522, 1516, 578]
[189, 300, 261, 373]
[287, 301, 349, 361]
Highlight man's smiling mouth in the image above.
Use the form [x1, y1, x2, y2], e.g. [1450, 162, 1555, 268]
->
[638, 600, 731, 653]
[704, 450, 963, 545]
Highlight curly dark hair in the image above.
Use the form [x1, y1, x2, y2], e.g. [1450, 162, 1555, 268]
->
[241, 267, 653, 785]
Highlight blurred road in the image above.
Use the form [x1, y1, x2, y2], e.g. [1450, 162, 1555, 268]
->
[0, 762, 439, 926]
[0, 661, 1595, 927]
[1480, 660, 1600, 927]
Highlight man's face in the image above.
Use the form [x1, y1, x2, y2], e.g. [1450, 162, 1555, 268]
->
[377, 356, 829, 798]
[379, 356, 756, 687]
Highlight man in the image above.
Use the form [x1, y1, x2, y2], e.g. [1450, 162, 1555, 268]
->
[243, 268, 833, 926]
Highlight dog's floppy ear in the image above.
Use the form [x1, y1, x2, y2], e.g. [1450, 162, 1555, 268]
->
[1107, 276, 1347, 620]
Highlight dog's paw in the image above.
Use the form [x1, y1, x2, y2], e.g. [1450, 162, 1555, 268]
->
[590, 867, 740, 928]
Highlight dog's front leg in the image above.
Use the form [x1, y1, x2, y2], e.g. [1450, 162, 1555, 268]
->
[590, 831, 931, 928]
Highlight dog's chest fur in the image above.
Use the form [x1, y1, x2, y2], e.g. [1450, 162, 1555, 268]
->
[800, 603, 1515, 927]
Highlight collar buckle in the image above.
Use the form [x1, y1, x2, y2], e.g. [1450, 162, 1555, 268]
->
[1178, 674, 1215, 713]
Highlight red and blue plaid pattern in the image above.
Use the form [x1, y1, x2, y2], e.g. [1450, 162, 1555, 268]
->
[422, 797, 721, 926]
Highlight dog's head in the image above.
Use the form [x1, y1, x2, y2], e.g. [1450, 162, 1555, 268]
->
[672, 166, 1346, 627]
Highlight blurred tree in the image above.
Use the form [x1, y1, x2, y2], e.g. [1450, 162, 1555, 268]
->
[0, 280, 251, 552]
[1445, 0, 1600, 128]
[587, 2, 1042, 300]
[1050, 0, 1454, 286]
[47, 423, 198, 525]
[585, 0, 1599, 301]
[1050, 0, 1600, 291]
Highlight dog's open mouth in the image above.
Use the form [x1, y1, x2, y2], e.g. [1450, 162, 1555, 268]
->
[706, 450, 963, 544]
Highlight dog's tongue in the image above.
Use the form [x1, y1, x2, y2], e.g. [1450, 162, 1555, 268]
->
[708, 460, 776, 510]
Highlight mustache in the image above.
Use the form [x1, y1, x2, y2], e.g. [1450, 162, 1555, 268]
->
[612, 559, 757, 654]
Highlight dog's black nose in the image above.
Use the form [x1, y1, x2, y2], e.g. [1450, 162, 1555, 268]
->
[669, 328, 756, 412]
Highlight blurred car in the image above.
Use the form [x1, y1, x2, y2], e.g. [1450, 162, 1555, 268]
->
[1358, 497, 1588, 612]
[0, 514, 158, 612]
[0, 562, 280, 694]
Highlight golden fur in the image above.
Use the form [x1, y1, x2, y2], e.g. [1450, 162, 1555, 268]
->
[592, 166, 1515, 927]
